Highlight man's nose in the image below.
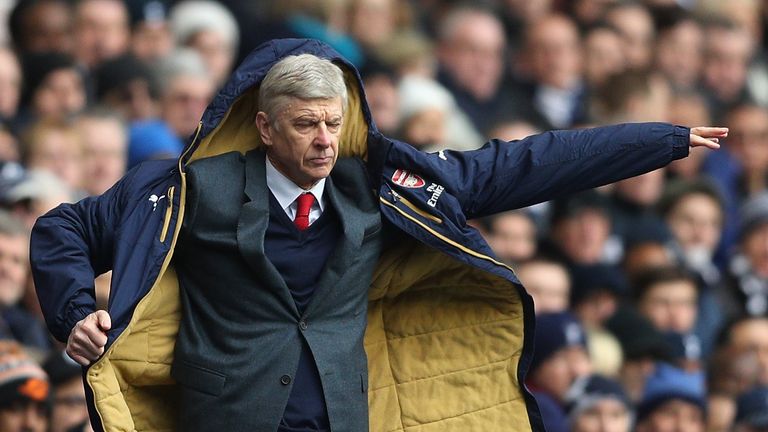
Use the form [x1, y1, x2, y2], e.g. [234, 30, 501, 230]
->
[314, 123, 332, 147]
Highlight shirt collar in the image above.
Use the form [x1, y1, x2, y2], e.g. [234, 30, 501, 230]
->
[265, 157, 326, 212]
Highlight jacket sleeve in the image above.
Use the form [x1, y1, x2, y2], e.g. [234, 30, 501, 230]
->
[439, 122, 690, 219]
[30, 175, 129, 343]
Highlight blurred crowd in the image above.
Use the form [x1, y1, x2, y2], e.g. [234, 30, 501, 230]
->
[0, 0, 767, 431]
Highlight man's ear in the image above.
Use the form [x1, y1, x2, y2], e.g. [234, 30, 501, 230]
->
[255, 111, 273, 146]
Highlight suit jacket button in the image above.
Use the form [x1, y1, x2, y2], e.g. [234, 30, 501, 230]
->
[280, 375, 291, 385]
[299, 320, 308, 331]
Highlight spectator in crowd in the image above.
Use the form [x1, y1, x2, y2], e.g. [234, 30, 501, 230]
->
[654, 8, 704, 91]
[635, 362, 707, 432]
[128, 0, 174, 64]
[22, 120, 83, 192]
[581, 23, 626, 89]
[359, 59, 399, 136]
[170, 0, 239, 87]
[154, 48, 214, 141]
[719, 316, 768, 386]
[605, 2, 655, 71]
[0, 211, 49, 351]
[528, 312, 592, 405]
[516, 256, 570, 313]
[8, 0, 73, 55]
[633, 266, 699, 335]
[435, 5, 519, 133]
[347, 0, 402, 54]
[564, 374, 633, 432]
[75, 109, 127, 196]
[72, 0, 131, 70]
[484, 210, 537, 266]
[0, 47, 22, 121]
[20, 53, 86, 123]
[94, 54, 160, 122]
[0, 340, 50, 432]
[547, 189, 616, 265]
[659, 178, 727, 353]
[725, 193, 768, 316]
[43, 351, 90, 432]
[522, 14, 587, 129]
[395, 74, 481, 151]
[3, 169, 74, 231]
[701, 17, 756, 122]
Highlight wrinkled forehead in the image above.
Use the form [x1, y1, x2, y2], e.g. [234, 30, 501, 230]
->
[275, 96, 345, 120]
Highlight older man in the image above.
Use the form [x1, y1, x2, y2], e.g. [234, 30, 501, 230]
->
[32, 39, 723, 432]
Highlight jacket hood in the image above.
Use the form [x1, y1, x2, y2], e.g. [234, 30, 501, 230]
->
[182, 38, 376, 166]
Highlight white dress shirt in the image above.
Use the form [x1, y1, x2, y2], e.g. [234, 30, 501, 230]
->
[265, 158, 326, 226]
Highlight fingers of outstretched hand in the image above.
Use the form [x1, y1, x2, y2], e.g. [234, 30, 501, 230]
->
[690, 133, 721, 149]
[66, 311, 111, 366]
[690, 126, 728, 139]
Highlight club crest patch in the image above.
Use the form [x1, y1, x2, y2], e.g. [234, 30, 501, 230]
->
[392, 169, 425, 188]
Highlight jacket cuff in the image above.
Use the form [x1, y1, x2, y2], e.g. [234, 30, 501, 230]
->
[672, 125, 690, 160]
[59, 304, 95, 343]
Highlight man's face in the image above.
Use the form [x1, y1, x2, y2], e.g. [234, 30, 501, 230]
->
[729, 319, 768, 385]
[0, 234, 29, 308]
[667, 193, 723, 258]
[161, 75, 214, 139]
[703, 27, 753, 103]
[526, 15, 582, 89]
[553, 209, 611, 264]
[73, 0, 130, 69]
[0, 400, 48, 432]
[438, 11, 505, 101]
[573, 398, 632, 432]
[517, 261, 569, 314]
[50, 377, 88, 432]
[726, 106, 768, 175]
[78, 117, 127, 196]
[530, 345, 592, 402]
[20, 1, 73, 54]
[636, 399, 705, 432]
[489, 212, 537, 265]
[639, 280, 698, 333]
[258, 97, 343, 189]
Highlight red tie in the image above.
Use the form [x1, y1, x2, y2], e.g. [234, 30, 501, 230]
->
[294, 193, 315, 230]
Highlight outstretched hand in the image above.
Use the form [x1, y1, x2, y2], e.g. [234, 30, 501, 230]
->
[690, 127, 728, 149]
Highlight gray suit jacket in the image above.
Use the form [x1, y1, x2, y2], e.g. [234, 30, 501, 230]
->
[171, 150, 382, 432]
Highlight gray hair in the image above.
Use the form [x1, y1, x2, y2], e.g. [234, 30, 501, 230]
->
[259, 54, 348, 122]
[153, 48, 210, 92]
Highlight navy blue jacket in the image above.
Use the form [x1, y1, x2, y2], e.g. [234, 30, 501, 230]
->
[30, 39, 690, 432]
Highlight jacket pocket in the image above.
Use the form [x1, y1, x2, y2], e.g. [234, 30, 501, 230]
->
[171, 360, 226, 396]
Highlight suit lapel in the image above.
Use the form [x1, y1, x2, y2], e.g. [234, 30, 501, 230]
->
[236, 150, 297, 315]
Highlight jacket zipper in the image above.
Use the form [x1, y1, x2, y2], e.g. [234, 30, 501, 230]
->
[159, 186, 175, 242]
